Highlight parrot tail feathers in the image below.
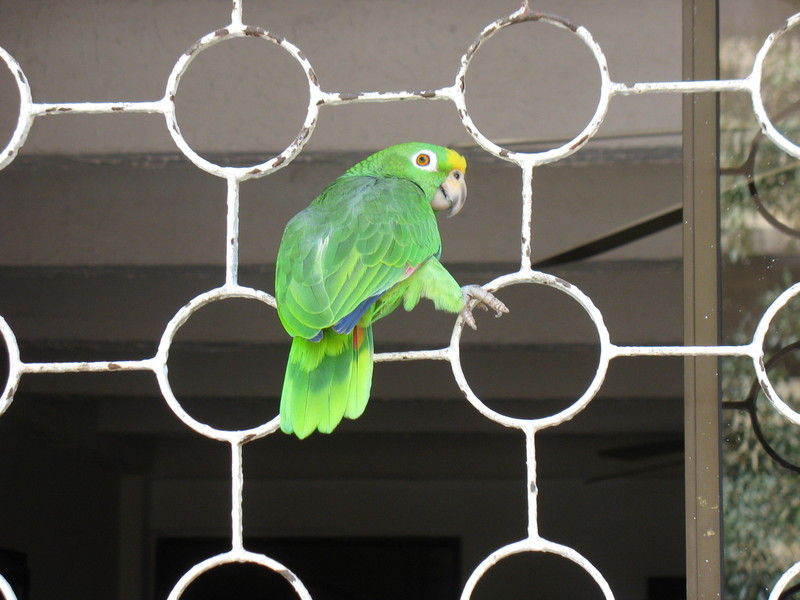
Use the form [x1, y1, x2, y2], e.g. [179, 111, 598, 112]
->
[280, 326, 373, 439]
[344, 325, 373, 420]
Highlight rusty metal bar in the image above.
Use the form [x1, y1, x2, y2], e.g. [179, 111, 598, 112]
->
[30, 100, 167, 115]
[225, 176, 241, 286]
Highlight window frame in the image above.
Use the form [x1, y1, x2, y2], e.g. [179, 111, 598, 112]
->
[683, 0, 723, 597]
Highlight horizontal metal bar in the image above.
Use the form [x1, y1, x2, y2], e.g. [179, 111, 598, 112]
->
[611, 78, 751, 95]
[20, 359, 157, 374]
[31, 100, 167, 116]
[316, 86, 456, 106]
[611, 344, 756, 358]
[374, 348, 451, 362]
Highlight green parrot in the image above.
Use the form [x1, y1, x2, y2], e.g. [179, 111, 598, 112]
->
[275, 142, 507, 438]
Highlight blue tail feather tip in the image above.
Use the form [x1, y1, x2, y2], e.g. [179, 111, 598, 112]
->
[333, 294, 380, 334]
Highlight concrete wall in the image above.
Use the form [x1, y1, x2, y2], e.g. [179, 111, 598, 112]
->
[1, 0, 682, 155]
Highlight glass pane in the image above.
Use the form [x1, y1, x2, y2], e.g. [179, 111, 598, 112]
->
[721, 3, 800, 599]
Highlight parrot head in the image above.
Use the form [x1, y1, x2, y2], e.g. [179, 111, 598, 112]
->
[349, 142, 467, 217]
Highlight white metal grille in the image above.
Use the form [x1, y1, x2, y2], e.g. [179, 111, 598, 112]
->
[1, 2, 800, 598]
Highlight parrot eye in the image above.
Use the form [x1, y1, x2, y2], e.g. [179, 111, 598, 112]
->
[412, 151, 437, 172]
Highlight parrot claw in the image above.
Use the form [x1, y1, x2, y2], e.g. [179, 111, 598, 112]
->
[460, 285, 509, 330]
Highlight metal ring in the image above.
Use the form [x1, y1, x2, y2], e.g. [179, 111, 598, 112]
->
[154, 286, 280, 442]
[452, 9, 612, 167]
[750, 12, 800, 159]
[449, 271, 611, 430]
[769, 559, 800, 600]
[0, 316, 21, 418]
[163, 24, 321, 180]
[166, 550, 312, 600]
[751, 281, 800, 426]
[459, 538, 614, 600]
[0, 573, 18, 600]
[0, 46, 34, 171]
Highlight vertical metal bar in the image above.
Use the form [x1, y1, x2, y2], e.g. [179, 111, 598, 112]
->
[520, 162, 534, 272]
[231, 0, 243, 28]
[683, 0, 723, 598]
[524, 425, 539, 540]
[231, 441, 245, 552]
[225, 176, 241, 287]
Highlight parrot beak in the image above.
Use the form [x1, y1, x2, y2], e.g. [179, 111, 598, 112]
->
[431, 169, 467, 217]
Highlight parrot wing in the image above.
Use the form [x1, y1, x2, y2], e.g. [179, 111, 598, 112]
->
[276, 175, 441, 340]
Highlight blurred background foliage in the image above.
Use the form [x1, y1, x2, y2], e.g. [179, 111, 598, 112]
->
[720, 26, 800, 600]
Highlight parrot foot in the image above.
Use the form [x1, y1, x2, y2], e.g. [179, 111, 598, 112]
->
[460, 285, 509, 330]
